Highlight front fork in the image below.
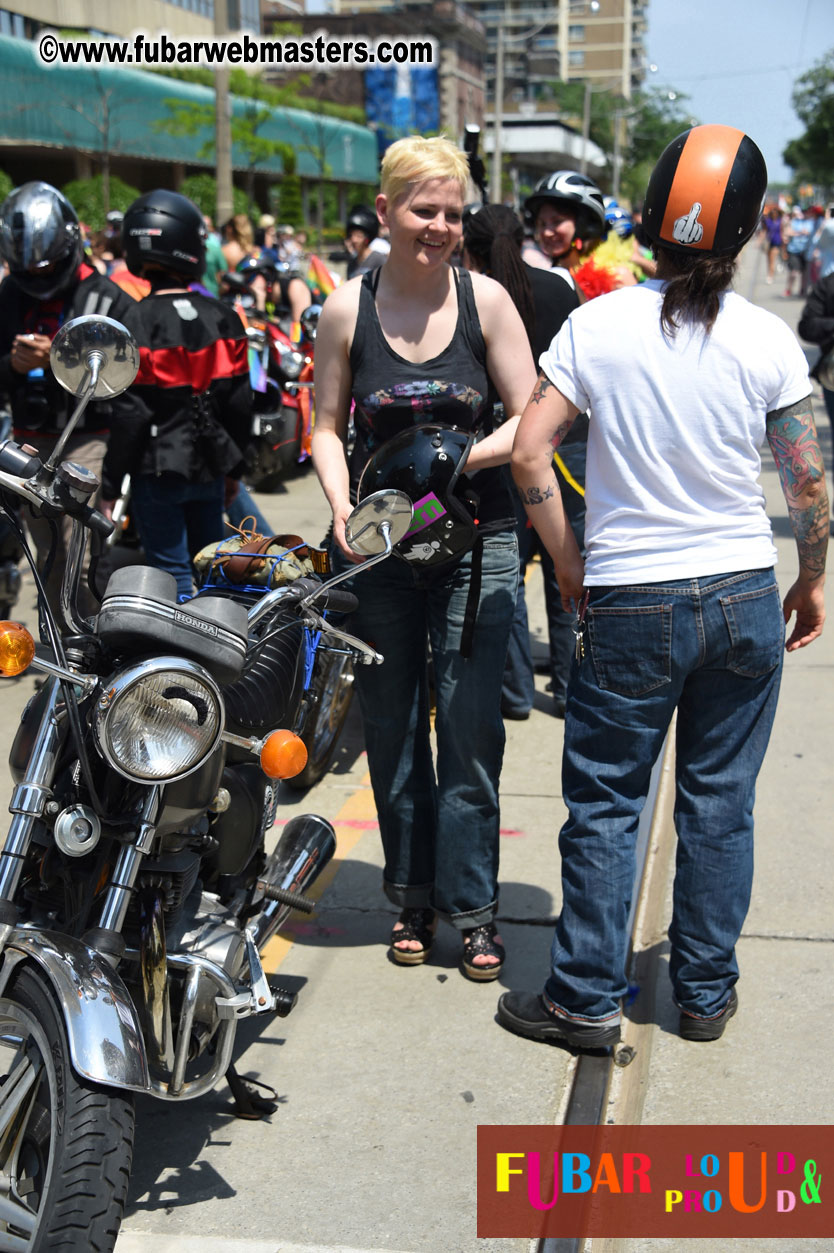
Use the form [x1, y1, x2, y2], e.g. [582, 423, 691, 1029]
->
[0, 680, 64, 922]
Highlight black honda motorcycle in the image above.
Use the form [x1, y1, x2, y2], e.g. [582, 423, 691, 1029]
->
[0, 314, 413, 1251]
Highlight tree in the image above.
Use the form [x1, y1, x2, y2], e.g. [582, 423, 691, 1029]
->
[783, 49, 834, 195]
[276, 172, 303, 228]
[61, 174, 140, 231]
[180, 174, 249, 222]
[539, 81, 694, 204]
[620, 88, 697, 204]
[0, 170, 12, 203]
[156, 76, 295, 217]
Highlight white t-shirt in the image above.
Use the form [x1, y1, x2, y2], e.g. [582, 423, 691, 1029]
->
[539, 280, 811, 584]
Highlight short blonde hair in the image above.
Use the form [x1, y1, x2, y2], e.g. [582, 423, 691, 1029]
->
[380, 135, 469, 205]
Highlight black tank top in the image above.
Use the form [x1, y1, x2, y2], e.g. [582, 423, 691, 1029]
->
[347, 267, 514, 533]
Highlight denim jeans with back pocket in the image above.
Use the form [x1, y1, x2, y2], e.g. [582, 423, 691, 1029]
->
[547, 568, 785, 1025]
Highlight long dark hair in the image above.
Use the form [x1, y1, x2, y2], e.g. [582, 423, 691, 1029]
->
[463, 205, 536, 345]
[657, 246, 738, 337]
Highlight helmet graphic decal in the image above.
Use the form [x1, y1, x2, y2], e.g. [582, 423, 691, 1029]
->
[646, 124, 766, 256]
[403, 540, 442, 562]
[673, 202, 704, 246]
[404, 491, 448, 537]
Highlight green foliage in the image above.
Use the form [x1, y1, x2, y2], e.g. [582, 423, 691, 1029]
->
[540, 81, 695, 203]
[61, 174, 141, 230]
[148, 65, 365, 125]
[621, 89, 697, 204]
[180, 174, 249, 221]
[0, 170, 12, 203]
[155, 93, 294, 186]
[275, 173, 303, 228]
[784, 49, 834, 193]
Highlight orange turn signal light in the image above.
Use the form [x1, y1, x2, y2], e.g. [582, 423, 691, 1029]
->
[0, 622, 35, 678]
[260, 729, 308, 780]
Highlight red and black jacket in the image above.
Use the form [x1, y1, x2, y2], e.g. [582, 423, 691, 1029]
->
[0, 263, 138, 440]
[101, 291, 253, 498]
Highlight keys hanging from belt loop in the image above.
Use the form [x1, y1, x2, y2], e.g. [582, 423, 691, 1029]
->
[573, 589, 589, 664]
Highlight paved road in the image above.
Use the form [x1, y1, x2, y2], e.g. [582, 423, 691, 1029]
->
[1, 240, 830, 1252]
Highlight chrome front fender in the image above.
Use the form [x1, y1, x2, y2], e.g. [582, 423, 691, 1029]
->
[0, 928, 150, 1093]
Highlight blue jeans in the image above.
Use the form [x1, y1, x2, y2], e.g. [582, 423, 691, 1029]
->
[502, 442, 587, 712]
[547, 568, 785, 1025]
[227, 481, 271, 537]
[131, 473, 225, 600]
[335, 533, 518, 928]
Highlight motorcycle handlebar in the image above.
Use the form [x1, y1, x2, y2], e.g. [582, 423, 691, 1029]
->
[0, 438, 112, 538]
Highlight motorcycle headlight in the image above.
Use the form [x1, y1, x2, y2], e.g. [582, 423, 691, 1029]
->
[94, 658, 224, 783]
[275, 342, 304, 380]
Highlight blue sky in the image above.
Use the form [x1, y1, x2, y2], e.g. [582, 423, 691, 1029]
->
[304, 0, 833, 185]
[647, 0, 834, 185]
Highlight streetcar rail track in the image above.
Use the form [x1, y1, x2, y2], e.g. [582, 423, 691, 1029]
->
[534, 723, 678, 1253]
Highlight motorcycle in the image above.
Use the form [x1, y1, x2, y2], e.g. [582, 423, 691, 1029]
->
[0, 313, 413, 1250]
[221, 269, 321, 492]
[0, 411, 23, 618]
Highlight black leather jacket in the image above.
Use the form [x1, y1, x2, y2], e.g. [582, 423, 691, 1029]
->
[0, 264, 137, 438]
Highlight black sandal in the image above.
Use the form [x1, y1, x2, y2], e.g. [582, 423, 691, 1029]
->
[389, 908, 436, 966]
[461, 923, 506, 982]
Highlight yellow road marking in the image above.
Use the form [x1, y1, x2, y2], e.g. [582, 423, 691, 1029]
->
[261, 772, 377, 972]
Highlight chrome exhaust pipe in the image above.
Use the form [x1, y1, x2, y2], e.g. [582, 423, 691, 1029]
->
[251, 814, 336, 950]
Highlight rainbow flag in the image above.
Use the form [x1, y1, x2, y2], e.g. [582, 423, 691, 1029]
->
[307, 254, 338, 304]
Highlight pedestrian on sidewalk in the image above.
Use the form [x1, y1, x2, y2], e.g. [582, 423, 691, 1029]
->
[460, 202, 580, 719]
[798, 270, 834, 466]
[499, 124, 828, 1050]
[101, 190, 252, 599]
[312, 135, 536, 980]
[760, 205, 784, 284]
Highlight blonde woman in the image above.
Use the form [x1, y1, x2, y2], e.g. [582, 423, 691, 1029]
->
[221, 213, 254, 272]
[313, 136, 536, 979]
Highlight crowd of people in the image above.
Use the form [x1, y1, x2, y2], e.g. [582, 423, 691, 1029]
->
[758, 199, 834, 295]
[0, 121, 828, 1048]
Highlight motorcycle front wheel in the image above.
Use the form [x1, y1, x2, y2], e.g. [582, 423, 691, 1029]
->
[288, 649, 355, 790]
[0, 966, 135, 1252]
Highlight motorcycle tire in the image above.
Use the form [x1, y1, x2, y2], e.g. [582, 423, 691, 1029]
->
[0, 966, 135, 1252]
[288, 649, 355, 790]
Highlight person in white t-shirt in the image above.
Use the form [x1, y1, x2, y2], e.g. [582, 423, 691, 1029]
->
[497, 124, 828, 1050]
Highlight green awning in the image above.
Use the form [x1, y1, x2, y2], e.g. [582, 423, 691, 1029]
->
[0, 33, 377, 182]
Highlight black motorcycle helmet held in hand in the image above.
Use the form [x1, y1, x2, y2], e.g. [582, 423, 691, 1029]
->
[123, 189, 207, 280]
[0, 181, 83, 300]
[358, 424, 480, 569]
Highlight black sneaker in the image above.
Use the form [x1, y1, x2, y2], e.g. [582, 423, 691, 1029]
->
[679, 988, 738, 1042]
[497, 990, 620, 1049]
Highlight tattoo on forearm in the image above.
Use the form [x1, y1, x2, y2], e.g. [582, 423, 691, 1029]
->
[517, 482, 555, 505]
[530, 373, 554, 405]
[787, 495, 829, 582]
[767, 397, 829, 582]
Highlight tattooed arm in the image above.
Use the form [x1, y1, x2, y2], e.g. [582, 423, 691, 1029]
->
[512, 371, 585, 609]
[766, 394, 828, 650]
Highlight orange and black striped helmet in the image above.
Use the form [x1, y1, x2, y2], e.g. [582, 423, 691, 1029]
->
[643, 125, 767, 256]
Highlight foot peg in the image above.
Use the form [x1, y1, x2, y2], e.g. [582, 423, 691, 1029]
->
[256, 879, 317, 914]
[270, 983, 298, 1018]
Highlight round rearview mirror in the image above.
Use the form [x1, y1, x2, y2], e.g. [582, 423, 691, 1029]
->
[345, 489, 413, 557]
[50, 314, 139, 400]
